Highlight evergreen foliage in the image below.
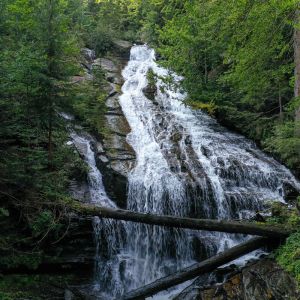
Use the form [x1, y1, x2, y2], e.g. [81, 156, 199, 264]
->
[277, 231, 300, 284]
[0, 0, 87, 253]
[136, 0, 300, 173]
[1, 0, 300, 288]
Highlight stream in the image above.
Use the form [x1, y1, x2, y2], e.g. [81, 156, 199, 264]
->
[71, 45, 300, 299]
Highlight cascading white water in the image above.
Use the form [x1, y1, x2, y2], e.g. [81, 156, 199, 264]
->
[70, 45, 300, 299]
[116, 45, 300, 296]
[70, 132, 126, 297]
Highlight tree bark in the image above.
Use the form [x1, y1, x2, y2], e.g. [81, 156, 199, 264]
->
[204, 51, 208, 84]
[120, 237, 268, 300]
[48, 110, 53, 167]
[294, 8, 300, 99]
[46, 0, 55, 167]
[278, 85, 283, 121]
[294, 6, 300, 134]
[70, 202, 291, 238]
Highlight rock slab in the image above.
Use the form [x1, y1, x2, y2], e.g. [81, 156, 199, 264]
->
[175, 258, 300, 300]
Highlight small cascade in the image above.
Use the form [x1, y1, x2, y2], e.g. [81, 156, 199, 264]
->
[70, 132, 126, 297]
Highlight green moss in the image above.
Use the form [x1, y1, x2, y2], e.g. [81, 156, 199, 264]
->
[185, 99, 217, 115]
[264, 200, 300, 284]
[276, 232, 300, 284]
[0, 275, 42, 299]
[265, 202, 300, 229]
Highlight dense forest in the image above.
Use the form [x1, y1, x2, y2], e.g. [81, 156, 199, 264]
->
[1, 0, 300, 299]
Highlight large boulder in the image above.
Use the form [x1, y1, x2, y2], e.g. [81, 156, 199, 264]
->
[69, 179, 90, 203]
[81, 48, 96, 62]
[93, 58, 118, 73]
[142, 83, 157, 101]
[112, 39, 132, 62]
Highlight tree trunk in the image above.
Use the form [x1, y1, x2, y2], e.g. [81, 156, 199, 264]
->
[120, 237, 268, 300]
[47, 0, 55, 167]
[279, 85, 283, 121]
[204, 52, 208, 84]
[294, 7, 300, 134]
[294, 8, 300, 99]
[48, 109, 53, 167]
[70, 202, 291, 238]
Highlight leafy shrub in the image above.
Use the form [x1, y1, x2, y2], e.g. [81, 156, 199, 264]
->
[71, 65, 109, 137]
[276, 232, 300, 284]
[146, 68, 157, 88]
[265, 121, 300, 170]
[30, 210, 55, 238]
[186, 99, 217, 115]
[88, 25, 114, 56]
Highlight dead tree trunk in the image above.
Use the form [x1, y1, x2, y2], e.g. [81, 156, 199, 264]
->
[70, 202, 291, 238]
[120, 237, 268, 300]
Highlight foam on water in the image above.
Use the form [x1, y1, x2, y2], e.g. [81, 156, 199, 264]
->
[70, 132, 126, 297]
[117, 45, 300, 296]
[71, 45, 300, 299]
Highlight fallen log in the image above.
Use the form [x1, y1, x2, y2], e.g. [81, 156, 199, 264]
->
[69, 201, 291, 238]
[120, 237, 268, 300]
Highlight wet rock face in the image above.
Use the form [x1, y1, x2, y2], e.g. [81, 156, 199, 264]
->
[175, 259, 300, 300]
[112, 39, 132, 62]
[81, 48, 96, 71]
[70, 42, 135, 209]
[94, 112, 135, 208]
[283, 182, 300, 203]
[93, 57, 118, 73]
[43, 217, 95, 270]
[81, 41, 135, 208]
[69, 179, 90, 203]
[142, 82, 157, 101]
[96, 139, 134, 208]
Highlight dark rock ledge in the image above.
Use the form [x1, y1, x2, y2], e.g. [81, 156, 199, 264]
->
[80, 40, 136, 208]
[175, 258, 300, 300]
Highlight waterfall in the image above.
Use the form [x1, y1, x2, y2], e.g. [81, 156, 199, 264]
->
[70, 132, 126, 298]
[72, 45, 300, 299]
[117, 45, 300, 296]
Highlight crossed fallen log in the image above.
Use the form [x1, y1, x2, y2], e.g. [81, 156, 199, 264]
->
[69, 201, 292, 299]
